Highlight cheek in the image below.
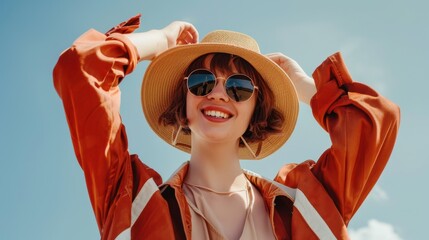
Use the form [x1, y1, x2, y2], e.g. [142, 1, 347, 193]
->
[244, 98, 257, 121]
[235, 99, 256, 133]
[186, 92, 197, 123]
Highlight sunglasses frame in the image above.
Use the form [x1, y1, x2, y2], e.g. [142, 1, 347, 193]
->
[184, 68, 259, 103]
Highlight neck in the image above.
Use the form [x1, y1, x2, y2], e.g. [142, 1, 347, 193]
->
[186, 136, 247, 192]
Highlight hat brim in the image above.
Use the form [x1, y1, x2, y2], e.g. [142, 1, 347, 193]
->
[141, 43, 299, 159]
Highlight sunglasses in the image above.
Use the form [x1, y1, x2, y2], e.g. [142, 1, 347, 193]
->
[185, 69, 258, 102]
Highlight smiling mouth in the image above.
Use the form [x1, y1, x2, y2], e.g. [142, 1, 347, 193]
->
[203, 110, 231, 119]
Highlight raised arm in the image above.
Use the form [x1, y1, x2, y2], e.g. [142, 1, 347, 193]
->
[53, 15, 198, 237]
[270, 52, 400, 224]
[309, 52, 400, 223]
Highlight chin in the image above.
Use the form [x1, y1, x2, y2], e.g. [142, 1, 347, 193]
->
[195, 128, 239, 144]
[203, 131, 234, 142]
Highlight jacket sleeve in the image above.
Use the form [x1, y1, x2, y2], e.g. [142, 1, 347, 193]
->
[310, 52, 400, 223]
[52, 16, 173, 238]
[275, 52, 400, 226]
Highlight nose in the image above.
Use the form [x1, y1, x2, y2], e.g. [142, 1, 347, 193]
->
[207, 78, 229, 102]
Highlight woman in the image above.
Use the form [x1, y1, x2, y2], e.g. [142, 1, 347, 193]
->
[53, 15, 400, 240]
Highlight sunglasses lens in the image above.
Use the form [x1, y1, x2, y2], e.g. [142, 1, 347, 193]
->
[187, 70, 216, 96]
[225, 75, 255, 102]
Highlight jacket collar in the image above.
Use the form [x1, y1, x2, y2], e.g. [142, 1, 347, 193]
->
[160, 161, 298, 240]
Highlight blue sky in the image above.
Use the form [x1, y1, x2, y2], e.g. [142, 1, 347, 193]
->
[1, 0, 427, 239]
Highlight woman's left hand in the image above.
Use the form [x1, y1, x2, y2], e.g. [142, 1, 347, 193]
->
[266, 52, 316, 104]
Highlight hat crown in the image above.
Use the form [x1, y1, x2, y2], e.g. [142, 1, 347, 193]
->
[201, 30, 260, 53]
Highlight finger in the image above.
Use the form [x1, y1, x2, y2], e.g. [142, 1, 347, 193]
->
[178, 32, 192, 44]
[182, 25, 199, 43]
[177, 39, 186, 45]
[187, 31, 198, 43]
[266, 52, 282, 57]
[266, 54, 282, 64]
[265, 52, 280, 57]
[265, 52, 282, 60]
[177, 35, 190, 45]
[177, 28, 199, 45]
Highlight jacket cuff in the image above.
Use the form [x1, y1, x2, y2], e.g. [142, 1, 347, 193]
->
[310, 52, 353, 130]
[105, 14, 141, 36]
[104, 14, 142, 75]
[106, 33, 140, 75]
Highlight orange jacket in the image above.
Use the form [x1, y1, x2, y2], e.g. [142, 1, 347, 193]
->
[53, 15, 400, 240]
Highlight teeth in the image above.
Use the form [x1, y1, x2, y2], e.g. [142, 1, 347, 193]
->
[204, 110, 230, 119]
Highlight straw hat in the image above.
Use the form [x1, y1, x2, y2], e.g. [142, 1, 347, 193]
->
[141, 30, 299, 159]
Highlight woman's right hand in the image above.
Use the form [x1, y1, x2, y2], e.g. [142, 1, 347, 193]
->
[125, 21, 199, 61]
[161, 21, 199, 49]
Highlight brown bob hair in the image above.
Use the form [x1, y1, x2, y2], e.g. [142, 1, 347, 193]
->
[159, 53, 284, 146]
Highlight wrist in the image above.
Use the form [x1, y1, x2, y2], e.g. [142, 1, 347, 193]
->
[124, 30, 168, 61]
[292, 75, 316, 105]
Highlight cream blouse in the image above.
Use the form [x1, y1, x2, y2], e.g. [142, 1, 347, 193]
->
[183, 178, 276, 240]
